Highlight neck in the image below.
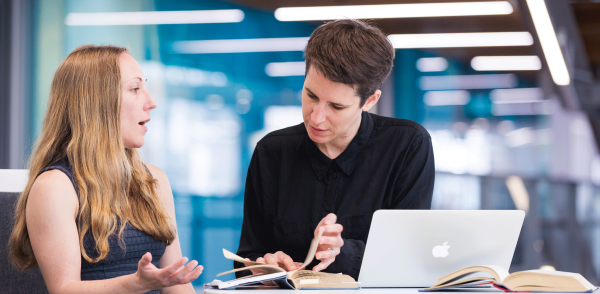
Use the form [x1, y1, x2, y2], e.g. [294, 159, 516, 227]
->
[316, 112, 362, 159]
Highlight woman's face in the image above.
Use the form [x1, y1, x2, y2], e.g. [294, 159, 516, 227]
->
[302, 66, 372, 145]
[119, 53, 156, 149]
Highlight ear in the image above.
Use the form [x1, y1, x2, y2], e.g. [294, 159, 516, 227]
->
[361, 90, 381, 112]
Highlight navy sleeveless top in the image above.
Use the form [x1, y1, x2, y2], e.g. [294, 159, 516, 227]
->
[38, 159, 166, 294]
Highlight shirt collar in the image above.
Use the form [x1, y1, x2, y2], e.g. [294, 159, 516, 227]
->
[304, 111, 374, 180]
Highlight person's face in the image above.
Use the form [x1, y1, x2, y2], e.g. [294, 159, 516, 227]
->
[119, 53, 156, 149]
[302, 66, 378, 145]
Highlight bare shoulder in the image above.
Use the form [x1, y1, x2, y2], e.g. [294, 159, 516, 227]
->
[143, 163, 173, 203]
[144, 162, 168, 183]
[28, 169, 78, 218]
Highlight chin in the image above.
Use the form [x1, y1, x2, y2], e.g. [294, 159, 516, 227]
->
[306, 132, 330, 144]
[124, 139, 145, 149]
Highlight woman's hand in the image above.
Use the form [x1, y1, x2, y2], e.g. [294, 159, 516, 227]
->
[136, 252, 203, 292]
[313, 213, 344, 272]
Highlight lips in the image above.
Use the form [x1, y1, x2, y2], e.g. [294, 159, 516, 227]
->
[139, 119, 150, 131]
[309, 125, 327, 135]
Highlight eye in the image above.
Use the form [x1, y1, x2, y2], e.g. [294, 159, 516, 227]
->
[131, 87, 140, 93]
[331, 104, 344, 110]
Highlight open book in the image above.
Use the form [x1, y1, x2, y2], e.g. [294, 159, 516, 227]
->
[215, 230, 359, 290]
[421, 265, 598, 293]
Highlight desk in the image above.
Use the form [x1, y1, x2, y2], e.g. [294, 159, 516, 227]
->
[203, 288, 503, 294]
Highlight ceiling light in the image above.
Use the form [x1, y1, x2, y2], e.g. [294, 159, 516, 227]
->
[526, 0, 570, 85]
[172, 37, 309, 54]
[490, 88, 543, 103]
[390, 32, 533, 48]
[65, 10, 244, 26]
[471, 56, 542, 71]
[419, 74, 518, 90]
[492, 100, 553, 116]
[275, 1, 513, 21]
[265, 62, 306, 77]
[416, 57, 448, 72]
[423, 90, 471, 106]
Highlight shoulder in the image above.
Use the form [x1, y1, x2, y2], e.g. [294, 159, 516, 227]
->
[28, 169, 79, 218]
[143, 162, 169, 185]
[370, 114, 431, 140]
[143, 163, 172, 196]
[256, 123, 306, 151]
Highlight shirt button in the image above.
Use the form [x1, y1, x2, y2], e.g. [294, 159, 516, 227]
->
[332, 172, 337, 179]
[326, 205, 331, 212]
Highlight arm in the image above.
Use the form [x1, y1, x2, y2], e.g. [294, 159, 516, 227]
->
[325, 135, 435, 278]
[27, 170, 201, 294]
[145, 163, 203, 294]
[235, 150, 273, 275]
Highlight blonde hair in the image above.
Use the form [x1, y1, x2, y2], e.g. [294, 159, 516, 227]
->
[9, 45, 176, 270]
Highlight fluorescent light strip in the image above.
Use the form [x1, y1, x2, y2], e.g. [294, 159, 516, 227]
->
[275, 1, 513, 21]
[419, 74, 518, 91]
[492, 100, 553, 116]
[65, 10, 244, 26]
[389, 32, 533, 48]
[526, 0, 570, 85]
[490, 88, 543, 102]
[423, 90, 471, 106]
[172, 32, 532, 54]
[172, 37, 309, 54]
[265, 62, 306, 77]
[471, 56, 542, 71]
[416, 57, 448, 72]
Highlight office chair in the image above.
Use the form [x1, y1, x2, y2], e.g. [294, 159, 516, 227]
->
[0, 169, 48, 293]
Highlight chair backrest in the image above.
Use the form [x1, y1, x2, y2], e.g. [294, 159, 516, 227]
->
[0, 169, 48, 293]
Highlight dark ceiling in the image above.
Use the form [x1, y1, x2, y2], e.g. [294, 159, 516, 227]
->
[227, 0, 600, 75]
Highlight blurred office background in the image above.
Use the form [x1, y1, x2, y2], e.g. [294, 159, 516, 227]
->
[3, 0, 600, 288]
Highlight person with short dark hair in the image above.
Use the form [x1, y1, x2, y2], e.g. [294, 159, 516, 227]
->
[235, 19, 435, 280]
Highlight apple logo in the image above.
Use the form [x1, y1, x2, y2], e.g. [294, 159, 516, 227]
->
[432, 242, 450, 258]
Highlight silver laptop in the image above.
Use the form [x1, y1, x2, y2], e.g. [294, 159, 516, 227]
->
[358, 210, 524, 288]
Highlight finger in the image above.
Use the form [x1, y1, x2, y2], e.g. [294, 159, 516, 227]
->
[256, 257, 266, 264]
[275, 252, 297, 271]
[315, 248, 335, 260]
[313, 258, 335, 272]
[169, 259, 198, 282]
[138, 252, 153, 268]
[160, 257, 188, 277]
[320, 224, 344, 235]
[319, 236, 344, 248]
[294, 262, 304, 268]
[324, 213, 337, 225]
[179, 265, 204, 284]
[264, 254, 278, 266]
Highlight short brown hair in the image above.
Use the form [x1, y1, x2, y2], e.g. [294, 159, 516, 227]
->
[304, 19, 395, 106]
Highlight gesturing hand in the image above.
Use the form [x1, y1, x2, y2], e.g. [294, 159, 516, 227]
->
[136, 252, 203, 292]
[313, 213, 344, 272]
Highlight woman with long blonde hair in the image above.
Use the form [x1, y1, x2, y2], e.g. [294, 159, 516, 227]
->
[8, 45, 202, 293]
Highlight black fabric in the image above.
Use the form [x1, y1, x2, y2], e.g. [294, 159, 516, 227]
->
[38, 160, 166, 294]
[0, 192, 48, 294]
[236, 112, 435, 280]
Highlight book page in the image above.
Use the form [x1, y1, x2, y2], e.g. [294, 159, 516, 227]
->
[222, 249, 263, 266]
[288, 270, 358, 289]
[432, 265, 508, 287]
[217, 264, 285, 277]
[295, 229, 324, 271]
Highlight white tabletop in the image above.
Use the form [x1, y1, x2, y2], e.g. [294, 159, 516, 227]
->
[203, 288, 503, 294]
[205, 288, 422, 294]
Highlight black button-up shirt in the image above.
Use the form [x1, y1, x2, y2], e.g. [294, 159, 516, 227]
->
[235, 112, 435, 279]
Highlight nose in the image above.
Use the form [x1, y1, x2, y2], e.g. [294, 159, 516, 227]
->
[310, 102, 326, 126]
[146, 92, 157, 111]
